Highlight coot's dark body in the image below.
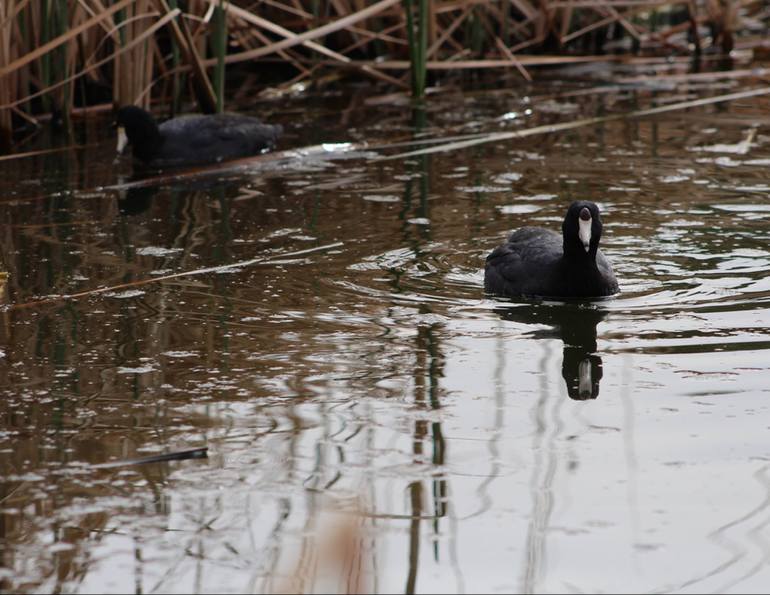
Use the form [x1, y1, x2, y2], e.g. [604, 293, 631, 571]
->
[116, 106, 282, 168]
[485, 201, 619, 299]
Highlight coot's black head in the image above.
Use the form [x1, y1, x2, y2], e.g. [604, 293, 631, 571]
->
[115, 106, 162, 161]
[562, 200, 603, 259]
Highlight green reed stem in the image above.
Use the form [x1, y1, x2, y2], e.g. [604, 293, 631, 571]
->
[212, 0, 227, 113]
[311, 0, 321, 82]
[404, 0, 427, 99]
[169, 0, 181, 114]
[470, 6, 484, 56]
[40, 0, 51, 111]
[417, 0, 428, 96]
[54, 0, 69, 119]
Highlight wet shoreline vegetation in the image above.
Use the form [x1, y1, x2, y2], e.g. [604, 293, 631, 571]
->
[1, 0, 769, 150]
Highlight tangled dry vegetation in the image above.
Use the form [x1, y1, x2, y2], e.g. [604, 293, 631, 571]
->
[1, 0, 768, 146]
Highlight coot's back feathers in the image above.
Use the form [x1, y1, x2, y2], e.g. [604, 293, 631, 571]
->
[116, 106, 282, 168]
[484, 201, 619, 299]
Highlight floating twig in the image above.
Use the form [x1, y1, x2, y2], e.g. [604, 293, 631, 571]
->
[0, 144, 90, 161]
[92, 447, 209, 469]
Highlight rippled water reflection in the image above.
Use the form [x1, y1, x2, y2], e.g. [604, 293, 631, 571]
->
[2, 82, 770, 593]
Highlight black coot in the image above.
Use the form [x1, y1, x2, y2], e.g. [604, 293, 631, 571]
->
[116, 106, 282, 168]
[485, 201, 619, 299]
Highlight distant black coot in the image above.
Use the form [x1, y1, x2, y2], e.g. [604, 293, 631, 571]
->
[485, 200, 619, 299]
[116, 106, 282, 167]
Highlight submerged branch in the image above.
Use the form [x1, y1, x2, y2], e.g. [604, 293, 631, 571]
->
[8, 242, 345, 310]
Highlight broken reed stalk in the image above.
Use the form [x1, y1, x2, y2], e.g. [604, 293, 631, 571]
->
[0, 0, 135, 77]
[201, 0, 407, 87]
[1, 10, 181, 111]
[152, 0, 217, 114]
[0, 0, 767, 137]
[114, 0, 154, 109]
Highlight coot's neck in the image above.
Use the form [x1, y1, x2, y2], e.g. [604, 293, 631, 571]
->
[559, 245, 608, 296]
[562, 241, 599, 268]
[131, 129, 164, 162]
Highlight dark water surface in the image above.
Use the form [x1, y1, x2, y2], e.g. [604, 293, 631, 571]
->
[2, 80, 770, 593]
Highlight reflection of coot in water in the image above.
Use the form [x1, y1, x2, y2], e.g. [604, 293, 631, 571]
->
[118, 185, 157, 215]
[498, 304, 606, 400]
[116, 177, 251, 216]
[562, 327, 603, 401]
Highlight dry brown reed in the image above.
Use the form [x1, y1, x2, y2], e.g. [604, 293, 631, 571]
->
[0, 0, 767, 145]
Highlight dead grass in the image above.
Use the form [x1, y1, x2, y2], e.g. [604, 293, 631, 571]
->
[0, 0, 767, 144]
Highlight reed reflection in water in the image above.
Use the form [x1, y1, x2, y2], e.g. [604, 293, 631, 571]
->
[3, 84, 770, 593]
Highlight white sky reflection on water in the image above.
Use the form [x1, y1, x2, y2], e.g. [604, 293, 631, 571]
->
[2, 83, 770, 594]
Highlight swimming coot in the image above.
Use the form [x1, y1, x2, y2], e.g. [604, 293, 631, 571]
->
[484, 201, 619, 299]
[116, 106, 282, 168]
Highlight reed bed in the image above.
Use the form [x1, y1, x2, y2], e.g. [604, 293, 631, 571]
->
[0, 0, 768, 146]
